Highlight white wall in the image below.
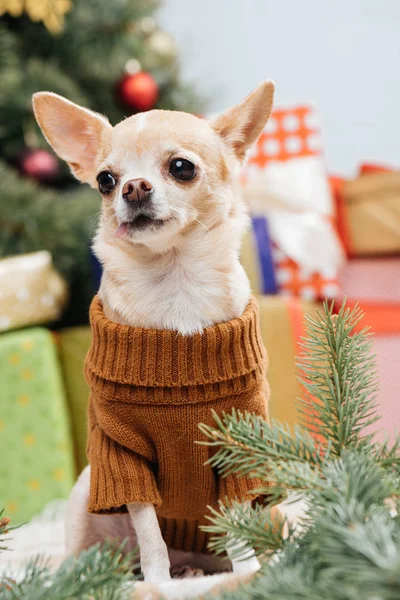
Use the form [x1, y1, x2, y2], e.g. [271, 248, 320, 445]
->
[159, 0, 400, 176]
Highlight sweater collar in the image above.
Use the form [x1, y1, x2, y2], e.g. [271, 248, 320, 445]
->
[86, 295, 265, 388]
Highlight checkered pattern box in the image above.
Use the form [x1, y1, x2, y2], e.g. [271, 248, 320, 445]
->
[247, 106, 322, 167]
[240, 105, 345, 301]
[0, 327, 76, 522]
[241, 215, 341, 302]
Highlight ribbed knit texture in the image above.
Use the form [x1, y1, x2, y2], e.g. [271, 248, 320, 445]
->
[85, 295, 270, 554]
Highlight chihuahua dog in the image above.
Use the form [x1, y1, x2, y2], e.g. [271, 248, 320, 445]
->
[32, 80, 274, 585]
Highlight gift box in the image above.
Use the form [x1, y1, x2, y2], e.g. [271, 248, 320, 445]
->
[335, 169, 400, 257]
[0, 327, 76, 522]
[257, 295, 321, 430]
[341, 301, 400, 443]
[0, 251, 68, 332]
[374, 332, 400, 443]
[241, 216, 341, 301]
[339, 258, 400, 305]
[240, 105, 345, 300]
[58, 326, 91, 472]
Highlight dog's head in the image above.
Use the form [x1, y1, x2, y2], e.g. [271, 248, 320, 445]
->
[32, 81, 274, 252]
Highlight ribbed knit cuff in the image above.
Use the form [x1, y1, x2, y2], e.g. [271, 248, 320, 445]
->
[86, 295, 265, 388]
[88, 425, 161, 514]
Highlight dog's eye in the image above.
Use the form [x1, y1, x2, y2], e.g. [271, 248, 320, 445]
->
[169, 158, 196, 181]
[97, 171, 117, 194]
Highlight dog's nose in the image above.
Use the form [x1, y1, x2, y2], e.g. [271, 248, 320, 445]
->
[122, 178, 153, 203]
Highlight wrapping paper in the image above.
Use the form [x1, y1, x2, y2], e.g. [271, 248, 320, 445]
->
[344, 301, 400, 443]
[339, 258, 400, 305]
[257, 295, 320, 430]
[373, 334, 400, 443]
[0, 251, 68, 332]
[335, 157, 400, 452]
[241, 105, 345, 300]
[58, 326, 91, 472]
[0, 327, 76, 522]
[241, 220, 340, 301]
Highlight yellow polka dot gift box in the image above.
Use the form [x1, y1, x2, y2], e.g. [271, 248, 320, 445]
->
[0, 251, 68, 332]
[0, 327, 76, 522]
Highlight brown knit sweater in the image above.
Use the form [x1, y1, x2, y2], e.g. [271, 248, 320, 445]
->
[85, 295, 269, 554]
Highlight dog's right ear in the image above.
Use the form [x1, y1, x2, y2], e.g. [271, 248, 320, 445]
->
[212, 80, 274, 163]
[32, 92, 112, 184]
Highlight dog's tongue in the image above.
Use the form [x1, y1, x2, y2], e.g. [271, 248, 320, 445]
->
[115, 223, 128, 238]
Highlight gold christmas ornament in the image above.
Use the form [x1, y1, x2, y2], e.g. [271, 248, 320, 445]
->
[0, 0, 72, 34]
[148, 30, 177, 60]
[124, 58, 141, 75]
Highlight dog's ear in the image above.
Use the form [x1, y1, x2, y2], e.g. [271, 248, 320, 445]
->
[32, 92, 112, 184]
[211, 80, 274, 162]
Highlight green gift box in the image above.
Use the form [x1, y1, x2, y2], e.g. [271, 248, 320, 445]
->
[58, 326, 91, 473]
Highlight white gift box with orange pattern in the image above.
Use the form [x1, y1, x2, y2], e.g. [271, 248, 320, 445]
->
[241, 105, 345, 301]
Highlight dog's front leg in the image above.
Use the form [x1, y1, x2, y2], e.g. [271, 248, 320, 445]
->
[225, 501, 261, 575]
[127, 503, 171, 583]
[226, 536, 261, 574]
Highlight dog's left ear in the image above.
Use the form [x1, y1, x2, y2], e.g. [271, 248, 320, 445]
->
[212, 80, 274, 162]
[32, 92, 112, 184]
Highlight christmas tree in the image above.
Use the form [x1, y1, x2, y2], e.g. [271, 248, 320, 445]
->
[2, 302, 400, 598]
[0, 0, 201, 325]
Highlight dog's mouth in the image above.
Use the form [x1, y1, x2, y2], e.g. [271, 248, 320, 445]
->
[116, 213, 171, 237]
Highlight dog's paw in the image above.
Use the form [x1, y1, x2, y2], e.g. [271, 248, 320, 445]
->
[231, 555, 260, 575]
[171, 565, 204, 579]
[142, 566, 171, 584]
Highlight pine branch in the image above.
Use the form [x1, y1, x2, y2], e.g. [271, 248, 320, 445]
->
[206, 452, 400, 600]
[0, 510, 20, 552]
[297, 301, 380, 454]
[372, 434, 400, 473]
[2, 542, 138, 600]
[202, 501, 288, 559]
[309, 451, 397, 519]
[198, 410, 326, 479]
[198, 302, 400, 599]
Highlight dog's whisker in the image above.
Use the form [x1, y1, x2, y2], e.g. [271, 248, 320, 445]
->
[87, 213, 102, 237]
[170, 206, 185, 220]
[194, 218, 210, 235]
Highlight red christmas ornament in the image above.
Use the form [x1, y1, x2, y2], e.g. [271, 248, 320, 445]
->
[20, 149, 60, 182]
[118, 71, 159, 112]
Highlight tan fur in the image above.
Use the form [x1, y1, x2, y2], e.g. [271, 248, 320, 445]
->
[32, 80, 275, 582]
